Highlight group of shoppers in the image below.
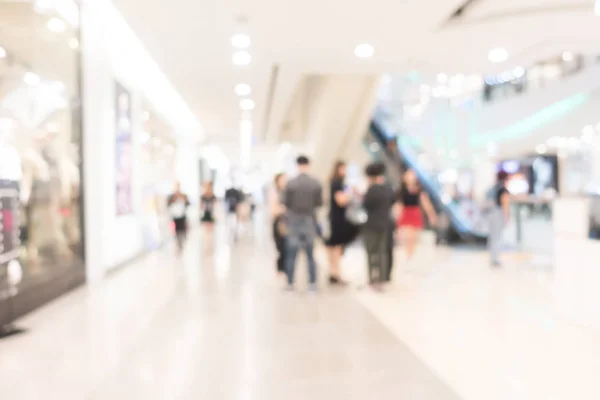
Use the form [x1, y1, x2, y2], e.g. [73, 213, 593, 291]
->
[271, 155, 437, 292]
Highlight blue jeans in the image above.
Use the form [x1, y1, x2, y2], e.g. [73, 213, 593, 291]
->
[285, 217, 317, 285]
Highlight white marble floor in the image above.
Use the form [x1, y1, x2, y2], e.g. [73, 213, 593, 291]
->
[1, 222, 599, 400]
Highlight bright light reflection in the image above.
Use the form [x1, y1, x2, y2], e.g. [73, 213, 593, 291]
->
[235, 83, 251, 97]
[354, 43, 374, 58]
[24, 72, 41, 85]
[232, 51, 251, 66]
[239, 98, 255, 111]
[231, 33, 251, 49]
[488, 47, 508, 63]
[47, 17, 66, 32]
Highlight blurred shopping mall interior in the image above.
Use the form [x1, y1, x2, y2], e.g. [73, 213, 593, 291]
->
[1, 0, 600, 398]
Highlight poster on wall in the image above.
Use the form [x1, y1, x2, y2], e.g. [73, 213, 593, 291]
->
[115, 82, 133, 215]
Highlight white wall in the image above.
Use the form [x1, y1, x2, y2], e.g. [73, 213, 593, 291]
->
[81, 0, 201, 282]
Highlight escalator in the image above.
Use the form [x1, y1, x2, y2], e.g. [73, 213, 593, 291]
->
[369, 118, 487, 243]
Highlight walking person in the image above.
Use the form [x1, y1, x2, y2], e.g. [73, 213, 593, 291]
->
[385, 217, 395, 281]
[362, 163, 395, 291]
[396, 169, 437, 260]
[325, 161, 358, 286]
[167, 182, 190, 252]
[488, 170, 510, 267]
[200, 182, 216, 224]
[200, 182, 217, 250]
[225, 185, 244, 240]
[283, 155, 323, 291]
[270, 173, 287, 277]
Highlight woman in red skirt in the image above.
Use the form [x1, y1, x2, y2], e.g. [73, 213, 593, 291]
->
[396, 169, 437, 260]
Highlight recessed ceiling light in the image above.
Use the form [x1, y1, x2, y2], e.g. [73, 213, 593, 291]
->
[0, 46, 6, 59]
[69, 38, 79, 50]
[235, 83, 251, 97]
[240, 98, 255, 111]
[231, 34, 251, 49]
[47, 17, 66, 33]
[437, 73, 448, 84]
[232, 51, 251, 66]
[354, 43, 374, 59]
[24, 72, 40, 85]
[536, 144, 547, 154]
[488, 47, 508, 63]
[561, 51, 574, 62]
[513, 66, 525, 78]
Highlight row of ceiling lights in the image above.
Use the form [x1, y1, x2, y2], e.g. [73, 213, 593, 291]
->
[230, 32, 255, 113]
[231, 26, 254, 168]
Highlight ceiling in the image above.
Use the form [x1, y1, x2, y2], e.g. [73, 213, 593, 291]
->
[111, 0, 600, 150]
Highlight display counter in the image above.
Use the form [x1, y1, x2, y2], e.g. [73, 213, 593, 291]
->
[553, 196, 600, 331]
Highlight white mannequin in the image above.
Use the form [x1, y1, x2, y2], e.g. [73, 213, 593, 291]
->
[58, 144, 81, 245]
[21, 133, 71, 265]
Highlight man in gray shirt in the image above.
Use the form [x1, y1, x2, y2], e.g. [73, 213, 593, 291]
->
[283, 155, 323, 290]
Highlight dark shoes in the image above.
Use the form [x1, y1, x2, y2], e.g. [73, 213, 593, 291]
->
[329, 275, 348, 286]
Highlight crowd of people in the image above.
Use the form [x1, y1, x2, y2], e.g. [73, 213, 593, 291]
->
[166, 154, 512, 285]
[270, 155, 440, 292]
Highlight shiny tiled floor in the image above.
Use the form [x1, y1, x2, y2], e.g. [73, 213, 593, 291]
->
[1, 220, 599, 399]
[0, 223, 460, 399]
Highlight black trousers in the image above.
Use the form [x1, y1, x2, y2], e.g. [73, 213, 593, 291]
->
[273, 217, 286, 273]
[173, 217, 187, 249]
[386, 221, 394, 281]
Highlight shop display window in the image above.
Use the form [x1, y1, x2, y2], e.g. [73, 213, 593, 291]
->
[0, 0, 83, 323]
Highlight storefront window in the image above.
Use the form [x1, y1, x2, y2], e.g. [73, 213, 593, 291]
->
[0, 0, 83, 323]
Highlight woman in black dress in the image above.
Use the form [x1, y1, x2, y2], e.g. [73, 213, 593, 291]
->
[200, 182, 216, 250]
[326, 161, 358, 285]
[270, 173, 287, 277]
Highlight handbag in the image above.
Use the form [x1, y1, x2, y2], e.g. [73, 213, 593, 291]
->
[345, 198, 368, 226]
[275, 215, 288, 237]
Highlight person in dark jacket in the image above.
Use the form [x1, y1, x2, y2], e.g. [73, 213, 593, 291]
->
[362, 163, 395, 291]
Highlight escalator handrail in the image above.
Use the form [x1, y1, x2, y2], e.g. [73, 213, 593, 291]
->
[369, 119, 486, 239]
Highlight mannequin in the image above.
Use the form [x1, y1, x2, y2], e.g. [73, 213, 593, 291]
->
[58, 143, 80, 247]
[20, 132, 70, 265]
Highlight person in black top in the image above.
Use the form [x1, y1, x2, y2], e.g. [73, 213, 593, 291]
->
[200, 182, 216, 225]
[167, 182, 190, 252]
[225, 186, 243, 214]
[325, 161, 358, 285]
[362, 162, 395, 291]
[225, 186, 244, 239]
[396, 169, 436, 260]
[489, 170, 510, 267]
